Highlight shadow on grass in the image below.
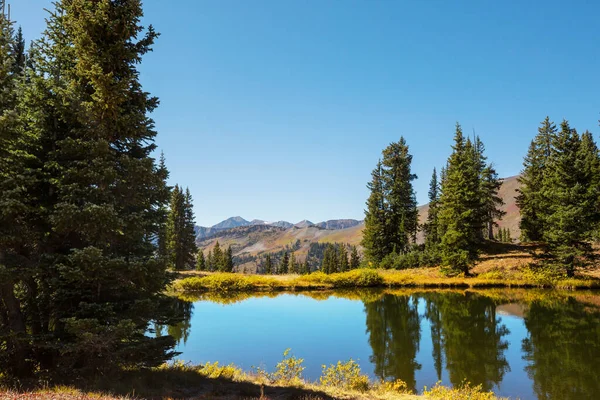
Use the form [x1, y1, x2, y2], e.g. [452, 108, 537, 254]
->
[64, 367, 338, 400]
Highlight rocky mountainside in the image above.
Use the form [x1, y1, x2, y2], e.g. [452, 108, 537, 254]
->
[196, 175, 522, 272]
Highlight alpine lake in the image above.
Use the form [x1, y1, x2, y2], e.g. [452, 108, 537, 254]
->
[156, 288, 600, 400]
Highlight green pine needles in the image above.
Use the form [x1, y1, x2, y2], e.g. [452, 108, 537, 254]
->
[518, 118, 600, 276]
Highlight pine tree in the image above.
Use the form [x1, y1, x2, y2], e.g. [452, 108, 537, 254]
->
[157, 153, 171, 260]
[425, 168, 440, 247]
[517, 117, 557, 242]
[0, 9, 37, 377]
[541, 121, 594, 276]
[213, 241, 223, 271]
[361, 161, 388, 263]
[182, 188, 199, 268]
[166, 186, 197, 270]
[289, 252, 297, 274]
[350, 245, 360, 269]
[321, 245, 334, 274]
[196, 251, 206, 271]
[1, 0, 177, 377]
[279, 252, 289, 274]
[473, 136, 505, 240]
[381, 137, 419, 252]
[206, 249, 214, 271]
[338, 244, 349, 272]
[11, 26, 25, 74]
[224, 246, 234, 272]
[302, 258, 310, 274]
[438, 124, 482, 274]
[264, 254, 273, 274]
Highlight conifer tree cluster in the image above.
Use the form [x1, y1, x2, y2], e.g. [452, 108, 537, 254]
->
[435, 124, 504, 274]
[0, 1, 182, 378]
[362, 137, 418, 263]
[200, 241, 235, 272]
[496, 228, 512, 243]
[321, 244, 360, 274]
[165, 185, 198, 270]
[517, 117, 600, 276]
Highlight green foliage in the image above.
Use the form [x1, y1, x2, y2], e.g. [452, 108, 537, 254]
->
[320, 359, 370, 392]
[379, 246, 441, 270]
[350, 245, 360, 270]
[199, 361, 243, 380]
[438, 125, 501, 274]
[362, 137, 418, 263]
[517, 117, 557, 242]
[424, 381, 504, 400]
[272, 348, 305, 384]
[196, 251, 206, 271]
[0, 0, 180, 379]
[425, 168, 441, 247]
[279, 252, 289, 274]
[166, 186, 198, 270]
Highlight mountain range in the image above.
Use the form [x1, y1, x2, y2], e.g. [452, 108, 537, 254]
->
[196, 175, 522, 272]
[195, 217, 362, 240]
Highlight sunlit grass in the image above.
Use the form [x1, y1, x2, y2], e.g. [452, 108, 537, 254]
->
[172, 264, 600, 294]
[2, 353, 504, 400]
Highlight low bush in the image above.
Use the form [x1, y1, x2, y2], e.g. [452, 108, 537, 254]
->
[272, 348, 305, 385]
[199, 361, 243, 380]
[328, 269, 383, 288]
[319, 359, 370, 392]
[424, 381, 506, 400]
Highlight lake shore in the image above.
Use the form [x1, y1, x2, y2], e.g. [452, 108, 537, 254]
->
[172, 257, 600, 294]
[0, 361, 501, 400]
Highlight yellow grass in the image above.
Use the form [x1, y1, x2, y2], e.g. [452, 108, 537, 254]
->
[172, 262, 600, 294]
[2, 357, 503, 400]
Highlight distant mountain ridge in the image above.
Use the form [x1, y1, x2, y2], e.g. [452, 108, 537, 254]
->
[195, 217, 361, 240]
[195, 176, 522, 272]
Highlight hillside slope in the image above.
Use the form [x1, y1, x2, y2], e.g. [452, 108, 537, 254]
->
[197, 176, 521, 272]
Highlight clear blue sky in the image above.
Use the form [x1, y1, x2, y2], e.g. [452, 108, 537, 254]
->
[14, 0, 600, 227]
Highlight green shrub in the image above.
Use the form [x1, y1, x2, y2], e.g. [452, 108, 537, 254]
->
[272, 348, 305, 384]
[328, 269, 383, 287]
[173, 274, 254, 292]
[319, 359, 370, 392]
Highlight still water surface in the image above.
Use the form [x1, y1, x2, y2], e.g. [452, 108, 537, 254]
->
[158, 290, 600, 399]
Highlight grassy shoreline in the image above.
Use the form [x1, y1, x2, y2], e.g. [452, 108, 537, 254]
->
[0, 359, 503, 400]
[171, 266, 600, 294]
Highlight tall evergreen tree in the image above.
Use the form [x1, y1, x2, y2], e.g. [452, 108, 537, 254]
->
[157, 153, 170, 260]
[206, 249, 214, 272]
[0, 8, 37, 377]
[541, 121, 595, 276]
[196, 251, 206, 271]
[279, 252, 289, 274]
[182, 188, 198, 267]
[338, 245, 349, 272]
[0, 0, 179, 378]
[166, 186, 197, 270]
[381, 137, 419, 252]
[212, 241, 223, 271]
[473, 136, 505, 240]
[424, 168, 440, 247]
[289, 252, 297, 274]
[438, 124, 483, 274]
[350, 245, 360, 269]
[517, 117, 557, 242]
[362, 161, 387, 263]
[264, 253, 273, 275]
[11, 26, 25, 74]
[223, 246, 234, 272]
